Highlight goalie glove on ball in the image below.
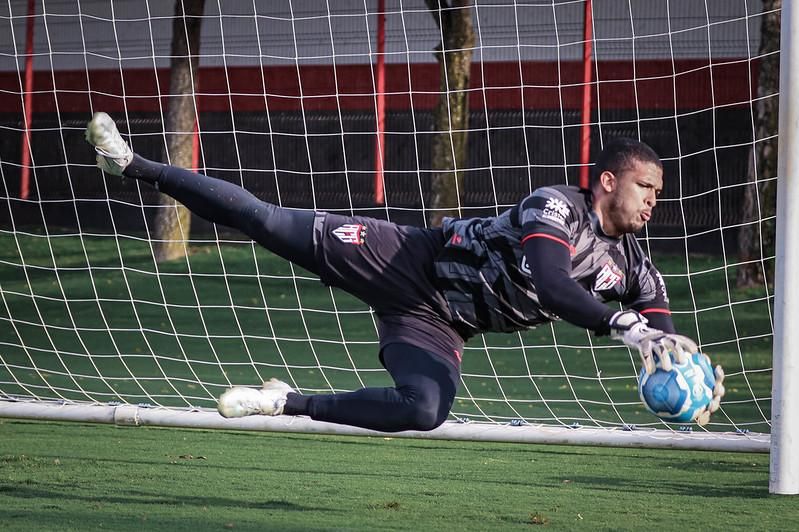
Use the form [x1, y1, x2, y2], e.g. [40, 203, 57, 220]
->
[606, 310, 698, 375]
[607, 311, 727, 425]
[693, 354, 726, 426]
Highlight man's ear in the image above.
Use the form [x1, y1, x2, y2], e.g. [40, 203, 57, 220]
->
[599, 170, 616, 193]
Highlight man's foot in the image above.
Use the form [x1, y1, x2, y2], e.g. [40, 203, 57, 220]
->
[84, 112, 133, 176]
[217, 378, 295, 418]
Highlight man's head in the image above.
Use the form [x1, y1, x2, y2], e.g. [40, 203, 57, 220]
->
[590, 138, 663, 237]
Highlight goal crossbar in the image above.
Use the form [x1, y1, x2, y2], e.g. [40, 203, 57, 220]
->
[0, 400, 769, 453]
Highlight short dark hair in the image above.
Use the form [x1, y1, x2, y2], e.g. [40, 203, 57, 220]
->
[590, 138, 662, 190]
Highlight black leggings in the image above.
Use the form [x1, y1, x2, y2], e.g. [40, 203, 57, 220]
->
[127, 154, 318, 273]
[285, 343, 459, 432]
[123, 156, 460, 432]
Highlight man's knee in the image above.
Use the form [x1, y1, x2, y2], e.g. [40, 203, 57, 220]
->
[406, 406, 446, 432]
[400, 388, 450, 431]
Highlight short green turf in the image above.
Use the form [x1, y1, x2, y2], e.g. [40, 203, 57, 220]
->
[0, 234, 773, 431]
[0, 233, 783, 530]
[0, 419, 793, 532]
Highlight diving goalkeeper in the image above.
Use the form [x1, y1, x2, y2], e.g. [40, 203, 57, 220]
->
[85, 112, 724, 431]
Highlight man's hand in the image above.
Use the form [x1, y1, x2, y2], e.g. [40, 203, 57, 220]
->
[694, 355, 726, 426]
[607, 310, 697, 374]
[608, 311, 726, 425]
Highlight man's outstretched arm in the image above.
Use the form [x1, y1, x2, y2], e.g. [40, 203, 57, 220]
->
[522, 233, 614, 331]
[522, 234, 677, 334]
[521, 234, 698, 375]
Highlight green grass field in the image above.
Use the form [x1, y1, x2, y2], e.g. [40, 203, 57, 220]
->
[1, 419, 795, 531]
[0, 231, 774, 430]
[0, 231, 784, 530]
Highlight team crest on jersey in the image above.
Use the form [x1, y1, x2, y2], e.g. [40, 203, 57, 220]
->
[542, 197, 569, 225]
[332, 223, 367, 245]
[594, 260, 624, 291]
[520, 255, 531, 275]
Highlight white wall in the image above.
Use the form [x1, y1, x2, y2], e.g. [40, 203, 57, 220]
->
[0, 0, 765, 72]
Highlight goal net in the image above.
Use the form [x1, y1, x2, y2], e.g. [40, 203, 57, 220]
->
[0, 0, 776, 451]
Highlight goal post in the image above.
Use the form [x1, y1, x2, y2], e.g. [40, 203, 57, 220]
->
[0, 1, 785, 456]
[770, 0, 799, 495]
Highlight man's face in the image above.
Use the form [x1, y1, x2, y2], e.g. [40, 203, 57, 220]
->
[600, 159, 663, 237]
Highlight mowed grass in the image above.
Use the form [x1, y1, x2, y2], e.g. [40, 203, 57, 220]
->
[0, 230, 773, 431]
[0, 231, 785, 530]
[1, 418, 794, 532]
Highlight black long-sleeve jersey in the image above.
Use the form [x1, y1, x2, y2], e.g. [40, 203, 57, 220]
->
[434, 185, 672, 338]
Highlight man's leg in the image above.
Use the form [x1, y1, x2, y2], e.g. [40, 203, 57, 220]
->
[88, 112, 460, 432]
[86, 112, 317, 273]
[219, 342, 460, 433]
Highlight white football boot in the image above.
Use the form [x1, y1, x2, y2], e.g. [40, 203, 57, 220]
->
[84, 111, 133, 176]
[217, 378, 295, 418]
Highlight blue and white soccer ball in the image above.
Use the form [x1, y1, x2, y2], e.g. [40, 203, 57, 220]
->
[638, 352, 715, 423]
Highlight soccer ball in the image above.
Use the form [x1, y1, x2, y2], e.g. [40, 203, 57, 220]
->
[638, 352, 715, 423]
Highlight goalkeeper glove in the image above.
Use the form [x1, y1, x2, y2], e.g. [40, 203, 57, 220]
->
[694, 354, 726, 426]
[607, 311, 726, 425]
[606, 310, 697, 375]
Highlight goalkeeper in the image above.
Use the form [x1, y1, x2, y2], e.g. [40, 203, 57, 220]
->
[85, 112, 724, 431]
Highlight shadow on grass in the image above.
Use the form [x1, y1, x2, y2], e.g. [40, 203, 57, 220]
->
[0, 483, 335, 513]
[553, 470, 770, 499]
[13, 450, 769, 502]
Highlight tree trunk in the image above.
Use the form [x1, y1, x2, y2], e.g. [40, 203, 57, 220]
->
[154, 0, 204, 263]
[426, 0, 475, 228]
[736, 0, 780, 288]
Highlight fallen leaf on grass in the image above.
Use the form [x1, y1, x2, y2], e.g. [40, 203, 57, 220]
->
[529, 512, 549, 525]
[368, 501, 401, 511]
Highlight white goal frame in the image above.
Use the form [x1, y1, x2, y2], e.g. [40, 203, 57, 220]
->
[0, 399, 770, 453]
[0, 2, 793, 483]
[769, 0, 799, 496]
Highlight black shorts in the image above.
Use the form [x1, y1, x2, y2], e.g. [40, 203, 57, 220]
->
[312, 212, 464, 367]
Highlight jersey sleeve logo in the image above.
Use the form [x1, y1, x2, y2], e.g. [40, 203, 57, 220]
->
[332, 223, 367, 245]
[541, 197, 570, 225]
[520, 255, 531, 275]
[594, 260, 624, 291]
[654, 270, 670, 303]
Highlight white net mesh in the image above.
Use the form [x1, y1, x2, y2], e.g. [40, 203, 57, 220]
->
[0, 0, 774, 439]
